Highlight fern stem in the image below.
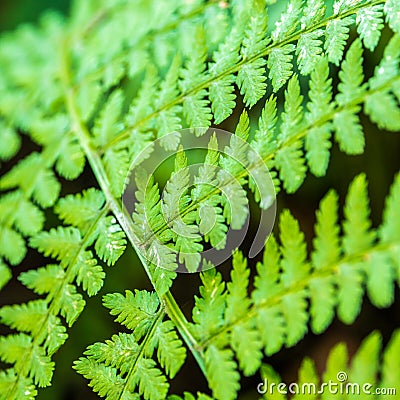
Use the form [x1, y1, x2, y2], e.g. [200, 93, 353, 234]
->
[163, 291, 207, 377]
[104, 0, 385, 150]
[59, 36, 206, 380]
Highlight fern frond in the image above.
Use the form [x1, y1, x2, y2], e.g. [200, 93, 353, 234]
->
[236, 1, 268, 107]
[0, 334, 54, 388]
[261, 328, 400, 400]
[75, 289, 186, 400]
[356, 4, 384, 50]
[180, 26, 212, 132]
[0, 369, 37, 400]
[0, 185, 126, 394]
[324, 16, 353, 65]
[1, 1, 399, 398]
[365, 34, 400, 131]
[188, 172, 400, 399]
[385, 0, 400, 34]
[267, 44, 295, 92]
[305, 57, 333, 176]
[109, 0, 391, 148]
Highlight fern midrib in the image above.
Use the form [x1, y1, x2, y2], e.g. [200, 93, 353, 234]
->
[103, 0, 385, 151]
[198, 240, 399, 349]
[59, 34, 207, 380]
[6, 205, 109, 399]
[73, 0, 221, 88]
[117, 309, 165, 400]
[138, 73, 400, 250]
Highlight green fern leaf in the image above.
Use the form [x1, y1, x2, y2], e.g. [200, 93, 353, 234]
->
[381, 330, 400, 392]
[0, 190, 44, 236]
[385, 0, 400, 34]
[133, 358, 169, 400]
[305, 57, 333, 176]
[336, 38, 366, 104]
[0, 124, 20, 161]
[0, 226, 26, 265]
[103, 290, 159, 337]
[0, 369, 37, 400]
[152, 320, 186, 379]
[343, 174, 375, 255]
[0, 153, 60, 207]
[18, 264, 65, 296]
[312, 190, 340, 268]
[84, 333, 139, 375]
[209, 76, 236, 125]
[226, 252, 262, 376]
[293, 359, 319, 400]
[272, 0, 302, 42]
[103, 148, 130, 197]
[296, 30, 324, 75]
[162, 148, 202, 272]
[268, 45, 295, 92]
[30, 226, 81, 265]
[365, 91, 400, 131]
[275, 141, 306, 193]
[59, 284, 85, 326]
[333, 41, 366, 153]
[279, 76, 304, 139]
[73, 358, 126, 399]
[337, 262, 364, 324]
[53, 136, 85, 180]
[0, 334, 54, 387]
[301, 0, 326, 28]
[148, 265, 177, 297]
[236, 3, 268, 106]
[192, 268, 226, 337]
[324, 16, 353, 65]
[93, 90, 124, 147]
[356, 4, 384, 51]
[156, 56, 182, 149]
[380, 173, 400, 243]
[365, 35, 400, 131]
[125, 67, 158, 128]
[349, 330, 381, 389]
[75, 81, 102, 123]
[94, 216, 127, 267]
[209, 29, 241, 123]
[333, 109, 365, 155]
[180, 26, 211, 131]
[237, 59, 267, 108]
[204, 345, 240, 400]
[0, 300, 48, 335]
[75, 251, 105, 296]
[54, 188, 105, 233]
[0, 261, 11, 290]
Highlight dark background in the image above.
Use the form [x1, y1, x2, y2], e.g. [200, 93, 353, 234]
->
[0, 1, 399, 399]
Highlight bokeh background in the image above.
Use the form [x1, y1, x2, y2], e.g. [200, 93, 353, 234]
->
[1, 1, 399, 399]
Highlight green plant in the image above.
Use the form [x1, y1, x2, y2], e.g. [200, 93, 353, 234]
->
[0, 0, 399, 399]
